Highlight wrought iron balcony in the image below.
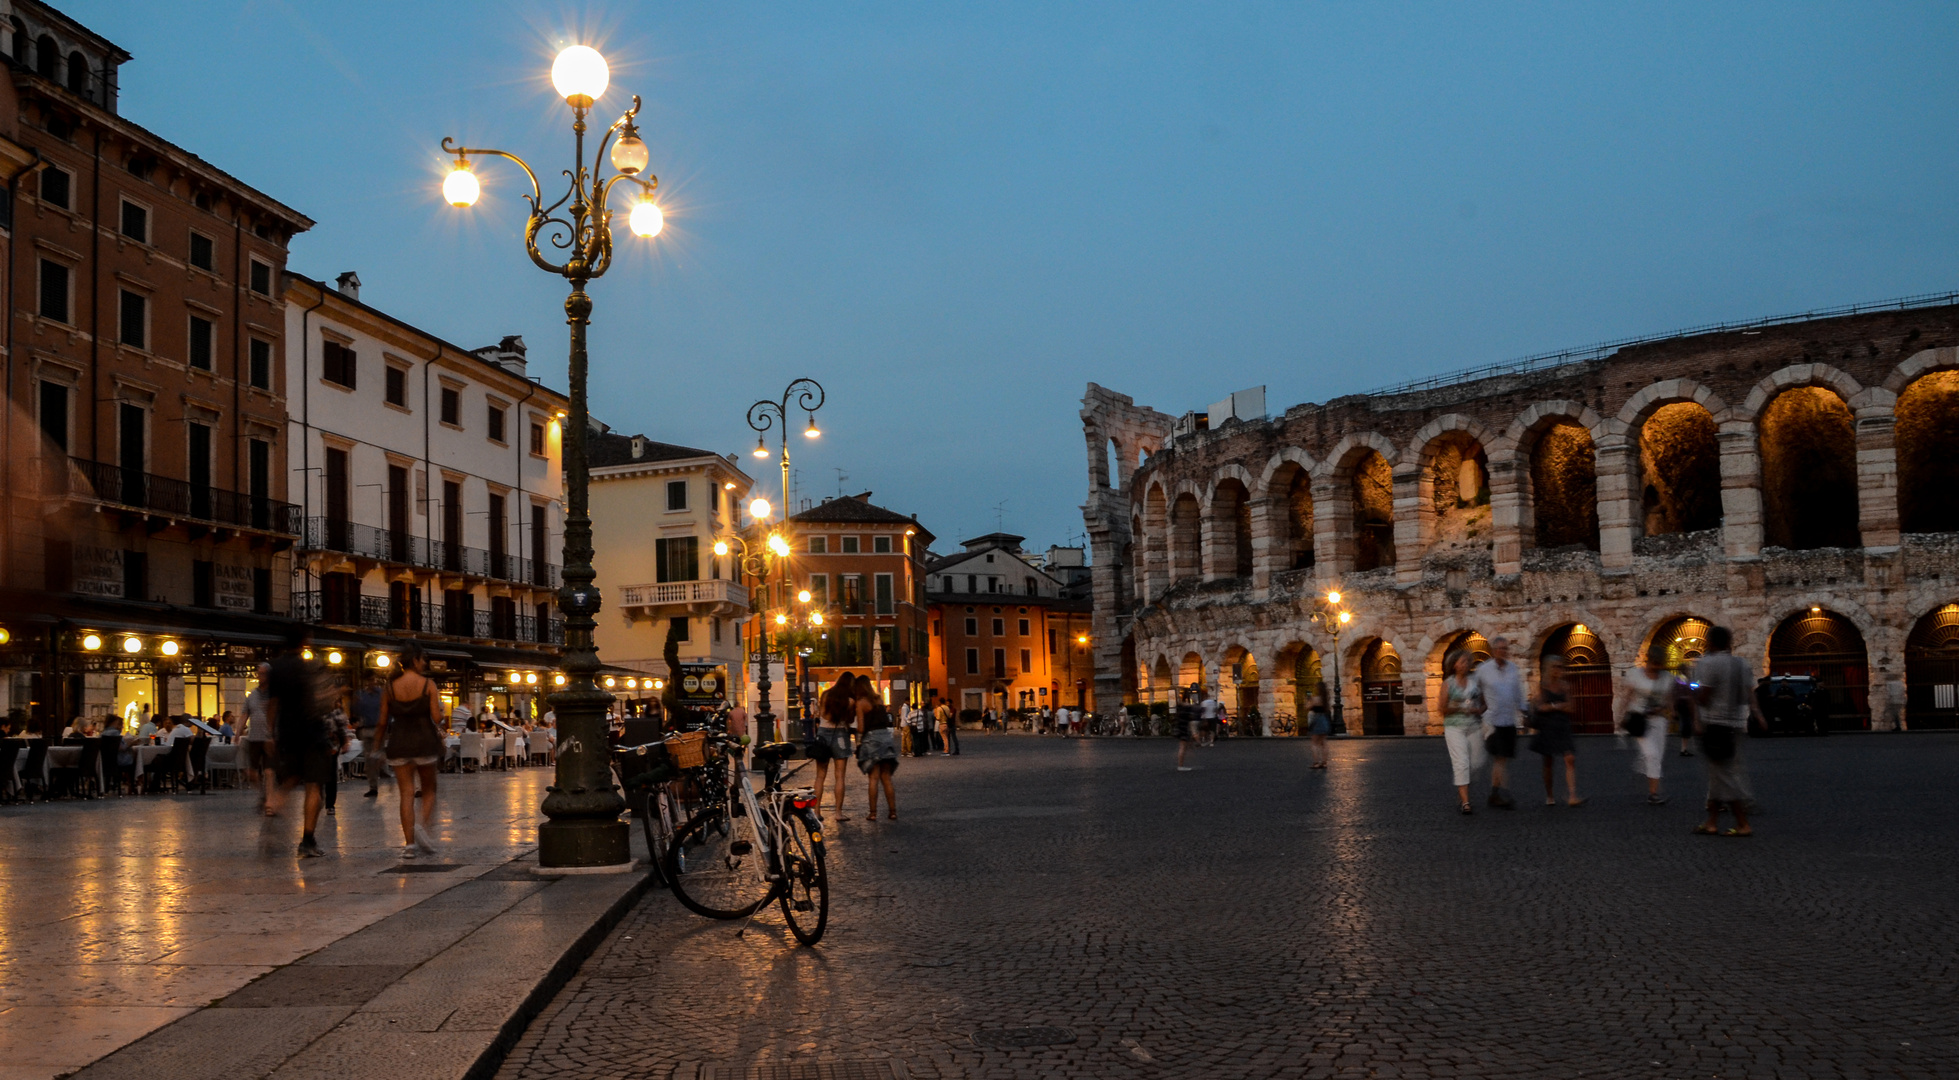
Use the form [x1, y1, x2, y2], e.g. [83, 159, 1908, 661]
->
[300, 518, 561, 587]
[293, 591, 564, 646]
[57, 457, 300, 535]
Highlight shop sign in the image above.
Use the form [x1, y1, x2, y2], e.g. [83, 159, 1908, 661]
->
[678, 661, 728, 708]
[72, 545, 123, 598]
[214, 563, 255, 611]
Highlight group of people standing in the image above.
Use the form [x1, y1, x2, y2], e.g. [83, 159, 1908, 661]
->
[1434, 628, 1760, 835]
[807, 671, 904, 821]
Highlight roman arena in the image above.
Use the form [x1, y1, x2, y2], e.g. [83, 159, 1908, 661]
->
[1080, 299, 1959, 734]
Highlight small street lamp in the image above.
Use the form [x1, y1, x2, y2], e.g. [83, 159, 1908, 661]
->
[744, 379, 824, 740]
[1308, 589, 1354, 734]
[717, 519, 816, 742]
[436, 45, 664, 870]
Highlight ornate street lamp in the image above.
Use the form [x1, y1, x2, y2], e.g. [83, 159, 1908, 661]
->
[436, 45, 664, 869]
[716, 519, 797, 740]
[744, 379, 824, 741]
[1308, 589, 1354, 734]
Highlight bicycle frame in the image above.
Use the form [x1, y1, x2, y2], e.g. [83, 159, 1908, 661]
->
[724, 751, 815, 887]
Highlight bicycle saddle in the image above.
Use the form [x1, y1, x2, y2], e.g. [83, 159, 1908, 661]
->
[749, 741, 804, 764]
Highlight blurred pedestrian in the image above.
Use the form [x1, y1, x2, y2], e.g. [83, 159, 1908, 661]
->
[375, 644, 444, 859]
[1197, 691, 1223, 747]
[1305, 687, 1332, 769]
[244, 664, 275, 807]
[1691, 626, 1762, 837]
[1474, 636, 1526, 808]
[1530, 656, 1584, 807]
[854, 674, 899, 820]
[265, 629, 333, 857]
[1175, 693, 1198, 771]
[1442, 650, 1487, 814]
[812, 672, 855, 818]
[355, 676, 383, 800]
[1622, 651, 1680, 805]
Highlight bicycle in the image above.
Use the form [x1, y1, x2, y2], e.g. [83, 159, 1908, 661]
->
[616, 740, 694, 888]
[665, 735, 829, 945]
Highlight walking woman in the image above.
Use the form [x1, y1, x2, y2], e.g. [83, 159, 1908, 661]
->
[1622, 650, 1678, 805]
[1441, 651, 1487, 814]
[853, 675, 899, 820]
[812, 672, 855, 818]
[1530, 656, 1585, 806]
[1305, 686, 1333, 769]
[373, 644, 444, 859]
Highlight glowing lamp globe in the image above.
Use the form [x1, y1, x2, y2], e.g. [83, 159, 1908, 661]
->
[811, 612, 823, 625]
[628, 200, 664, 238]
[122, 636, 143, 654]
[610, 134, 648, 175]
[749, 497, 772, 520]
[798, 590, 812, 604]
[442, 165, 479, 207]
[713, 540, 730, 556]
[767, 533, 791, 557]
[551, 45, 609, 107]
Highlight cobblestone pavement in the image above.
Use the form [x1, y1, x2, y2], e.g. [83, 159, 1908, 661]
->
[497, 734, 1959, 1080]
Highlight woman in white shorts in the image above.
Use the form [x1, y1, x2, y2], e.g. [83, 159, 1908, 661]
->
[1441, 650, 1487, 815]
[373, 644, 444, 859]
[1622, 651, 1676, 805]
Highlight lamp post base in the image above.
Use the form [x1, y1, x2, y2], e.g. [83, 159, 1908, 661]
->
[537, 818, 631, 869]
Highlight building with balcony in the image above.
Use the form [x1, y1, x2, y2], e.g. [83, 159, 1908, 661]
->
[762, 493, 935, 712]
[0, 0, 314, 732]
[283, 273, 567, 717]
[926, 534, 1095, 717]
[587, 430, 752, 707]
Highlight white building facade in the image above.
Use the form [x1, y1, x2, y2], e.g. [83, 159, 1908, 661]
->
[283, 272, 567, 714]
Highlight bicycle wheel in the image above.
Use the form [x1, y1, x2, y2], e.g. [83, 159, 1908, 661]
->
[777, 810, 828, 945]
[665, 804, 774, 919]
[638, 788, 673, 887]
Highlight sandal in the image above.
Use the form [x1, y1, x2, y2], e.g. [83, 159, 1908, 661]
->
[1721, 828, 1752, 838]
[1692, 823, 1719, 835]
[888, 811, 897, 820]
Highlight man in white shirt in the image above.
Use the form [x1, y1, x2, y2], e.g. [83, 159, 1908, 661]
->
[1197, 694, 1224, 747]
[1474, 636, 1527, 808]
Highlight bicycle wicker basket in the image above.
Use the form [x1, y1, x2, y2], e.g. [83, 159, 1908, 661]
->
[666, 730, 709, 770]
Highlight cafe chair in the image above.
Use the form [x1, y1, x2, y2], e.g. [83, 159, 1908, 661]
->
[502, 731, 524, 770]
[457, 732, 485, 773]
[144, 740, 191, 794]
[187, 737, 213, 793]
[50, 738, 104, 799]
[1, 737, 24, 802]
[18, 740, 50, 802]
[95, 735, 124, 795]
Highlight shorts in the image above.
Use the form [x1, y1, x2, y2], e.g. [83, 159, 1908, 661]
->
[1484, 725, 1518, 759]
[810, 728, 852, 763]
[246, 741, 278, 770]
[278, 743, 336, 787]
[1176, 720, 1195, 742]
[387, 755, 441, 768]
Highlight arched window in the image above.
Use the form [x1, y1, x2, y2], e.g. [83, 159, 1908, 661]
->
[1423, 433, 1490, 554]
[1529, 422, 1599, 550]
[1210, 478, 1252, 579]
[1895, 371, 1959, 534]
[1351, 450, 1395, 571]
[66, 50, 86, 94]
[1759, 387, 1859, 550]
[1170, 494, 1202, 584]
[34, 34, 56, 80]
[9, 19, 26, 65]
[1638, 402, 1722, 536]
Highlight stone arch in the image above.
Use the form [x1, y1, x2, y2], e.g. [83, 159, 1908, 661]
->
[1219, 642, 1260, 725]
[1271, 639, 1325, 732]
[1904, 599, 1959, 729]
[1148, 655, 1174, 704]
[1734, 364, 1865, 424]
[1757, 383, 1860, 549]
[1260, 450, 1317, 574]
[1895, 364, 1959, 534]
[1633, 399, 1723, 537]
[1320, 434, 1399, 573]
[1142, 481, 1170, 601]
[1205, 466, 1256, 581]
[1641, 612, 1716, 674]
[1764, 604, 1873, 729]
[1504, 403, 1605, 552]
[1617, 379, 1734, 431]
[1177, 651, 1207, 700]
[1537, 622, 1614, 733]
[1404, 416, 1494, 557]
[1352, 636, 1405, 736]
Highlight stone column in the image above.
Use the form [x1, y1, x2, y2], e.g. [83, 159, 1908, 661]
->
[1718, 424, 1764, 562]
[1199, 500, 1226, 582]
[1489, 456, 1525, 576]
[1312, 478, 1347, 581]
[1249, 496, 1280, 590]
[1855, 404, 1900, 552]
[1393, 464, 1424, 586]
[1595, 438, 1637, 572]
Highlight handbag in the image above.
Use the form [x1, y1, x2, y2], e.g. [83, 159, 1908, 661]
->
[1622, 712, 1649, 738]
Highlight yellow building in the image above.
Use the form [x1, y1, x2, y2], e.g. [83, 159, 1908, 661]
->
[588, 428, 754, 707]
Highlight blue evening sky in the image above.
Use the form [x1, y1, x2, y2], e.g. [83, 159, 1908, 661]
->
[70, 2, 1959, 555]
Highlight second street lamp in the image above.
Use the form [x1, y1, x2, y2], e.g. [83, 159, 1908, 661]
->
[436, 45, 663, 870]
[1309, 589, 1354, 735]
[745, 379, 825, 741]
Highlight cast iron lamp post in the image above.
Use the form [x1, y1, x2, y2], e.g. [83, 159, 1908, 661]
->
[744, 379, 823, 740]
[716, 516, 794, 740]
[1307, 589, 1354, 734]
[437, 45, 665, 869]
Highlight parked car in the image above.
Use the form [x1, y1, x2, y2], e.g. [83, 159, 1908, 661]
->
[1756, 675, 1829, 736]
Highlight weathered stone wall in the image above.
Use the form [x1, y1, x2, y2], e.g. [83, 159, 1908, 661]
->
[1080, 308, 1959, 733]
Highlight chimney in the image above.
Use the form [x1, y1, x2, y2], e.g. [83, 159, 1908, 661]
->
[335, 271, 361, 300]
[630, 435, 647, 459]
